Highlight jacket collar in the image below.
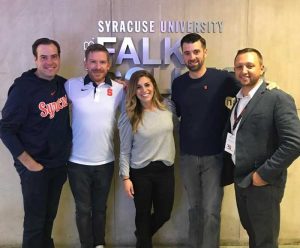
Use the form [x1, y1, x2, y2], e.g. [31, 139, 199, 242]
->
[236, 81, 267, 129]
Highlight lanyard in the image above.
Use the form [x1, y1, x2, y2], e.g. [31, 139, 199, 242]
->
[232, 98, 247, 131]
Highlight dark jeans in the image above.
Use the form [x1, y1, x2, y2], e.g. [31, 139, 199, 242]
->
[19, 165, 67, 248]
[67, 161, 114, 248]
[235, 184, 285, 248]
[130, 161, 175, 248]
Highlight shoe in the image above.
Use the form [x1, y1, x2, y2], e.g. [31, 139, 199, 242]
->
[95, 246, 104, 248]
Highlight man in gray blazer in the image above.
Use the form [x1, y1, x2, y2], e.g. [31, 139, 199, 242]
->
[222, 48, 300, 248]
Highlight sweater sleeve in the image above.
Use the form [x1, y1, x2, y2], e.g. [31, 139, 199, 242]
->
[0, 83, 29, 158]
[117, 111, 133, 177]
[164, 97, 179, 131]
[225, 71, 241, 96]
[118, 88, 126, 114]
[171, 79, 181, 118]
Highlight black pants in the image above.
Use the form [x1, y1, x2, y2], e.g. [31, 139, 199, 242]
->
[130, 161, 175, 248]
[19, 166, 67, 248]
[235, 184, 285, 248]
[67, 161, 114, 248]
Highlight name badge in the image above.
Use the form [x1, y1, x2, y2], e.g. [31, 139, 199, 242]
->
[225, 132, 236, 155]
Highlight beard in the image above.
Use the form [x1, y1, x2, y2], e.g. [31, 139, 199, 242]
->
[88, 69, 106, 83]
[240, 76, 261, 87]
[91, 69, 103, 74]
[186, 60, 203, 72]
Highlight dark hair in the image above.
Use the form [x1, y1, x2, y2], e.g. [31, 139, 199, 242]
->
[235, 48, 264, 65]
[32, 38, 61, 58]
[126, 70, 165, 132]
[181, 33, 206, 49]
[85, 43, 110, 62]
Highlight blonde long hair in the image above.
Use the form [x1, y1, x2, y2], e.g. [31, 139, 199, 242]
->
[126, 70, 166, 132]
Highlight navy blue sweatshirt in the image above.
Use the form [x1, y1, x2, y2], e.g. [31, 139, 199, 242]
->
[171, 68, 240, 156]
[0, 69, 72, 173]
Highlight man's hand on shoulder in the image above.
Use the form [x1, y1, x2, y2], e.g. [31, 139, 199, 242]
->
[266, 80, 280, 90]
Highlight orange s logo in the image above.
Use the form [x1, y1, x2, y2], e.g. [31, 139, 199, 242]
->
[107, 88, 113, 96]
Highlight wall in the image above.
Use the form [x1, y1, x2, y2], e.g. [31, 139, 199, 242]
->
[0, 0, 299, 246]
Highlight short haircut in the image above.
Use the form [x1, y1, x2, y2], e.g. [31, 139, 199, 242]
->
[235, 48, 264, 65]
[181, 33, 206, 49]
[85, 43, 110, 62]
[32, 38, 61, 58]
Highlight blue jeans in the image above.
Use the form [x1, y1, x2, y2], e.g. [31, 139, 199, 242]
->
[19, 166, 67, 248]
[67, 161, 114, 248]
[180, 153, 224, 248]
[130, 161, 175, 248]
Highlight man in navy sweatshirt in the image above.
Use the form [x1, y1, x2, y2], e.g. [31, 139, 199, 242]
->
[171, 33, 240, 248]
[0, 38, 72, 248]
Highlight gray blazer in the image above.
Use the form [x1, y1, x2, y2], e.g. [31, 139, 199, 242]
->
[222, 82, 300, 188]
